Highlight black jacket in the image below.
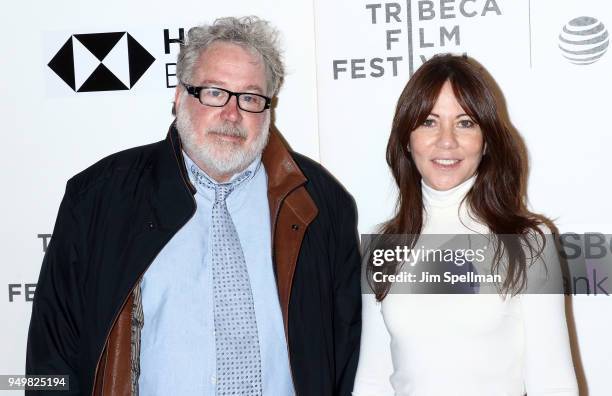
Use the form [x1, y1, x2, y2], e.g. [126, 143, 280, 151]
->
[26, 125, 362, 395]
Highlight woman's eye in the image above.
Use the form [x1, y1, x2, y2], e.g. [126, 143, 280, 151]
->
[458, 119, 475, 128]
[422, 118, 436, 127]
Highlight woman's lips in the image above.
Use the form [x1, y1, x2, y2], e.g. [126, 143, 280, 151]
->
[431, 158, 462, 169]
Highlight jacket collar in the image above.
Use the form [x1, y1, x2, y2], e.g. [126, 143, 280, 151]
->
[261, 126, 310, 232]
[147, 123, 196, 230]
[166, 121, 196, 195]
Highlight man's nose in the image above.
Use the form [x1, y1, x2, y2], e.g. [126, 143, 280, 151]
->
[220, 95, 242, 123]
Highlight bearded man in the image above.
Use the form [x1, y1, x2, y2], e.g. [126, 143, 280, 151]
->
[26, 16, 361, 396]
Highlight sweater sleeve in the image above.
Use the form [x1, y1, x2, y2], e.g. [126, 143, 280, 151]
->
[521, 231, 578, 395]
[521, 294, 578, 395]
[352, 293, 395, 396]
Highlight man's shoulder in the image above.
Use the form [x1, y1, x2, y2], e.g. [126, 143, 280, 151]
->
[66, 139, 165, 197]
[291, 151, 337, 187]
[290, 151, 354, 206]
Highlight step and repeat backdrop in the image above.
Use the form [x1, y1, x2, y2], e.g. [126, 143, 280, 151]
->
[1, 0, 610, 394]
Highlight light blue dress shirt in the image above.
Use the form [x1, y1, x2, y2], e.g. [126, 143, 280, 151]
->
[139, 153, 294, 395]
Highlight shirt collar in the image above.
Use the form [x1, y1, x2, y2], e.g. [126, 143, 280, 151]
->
[183, 151, 262, 195]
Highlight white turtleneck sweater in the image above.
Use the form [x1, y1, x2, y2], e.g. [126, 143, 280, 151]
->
[353, 176, 578, 396]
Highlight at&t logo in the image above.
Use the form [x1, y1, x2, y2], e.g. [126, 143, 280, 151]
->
[559, 16, 609, 65]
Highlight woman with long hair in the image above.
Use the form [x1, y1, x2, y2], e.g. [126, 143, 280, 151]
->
[352, 54, 578, 395]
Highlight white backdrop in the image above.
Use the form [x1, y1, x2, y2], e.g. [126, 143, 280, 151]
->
[1, 0, 610, 394]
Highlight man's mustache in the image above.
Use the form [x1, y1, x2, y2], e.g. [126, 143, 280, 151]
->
[206, 124, 248, 139]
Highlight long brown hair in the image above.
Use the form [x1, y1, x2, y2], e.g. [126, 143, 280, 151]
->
[369, 54, 554, 301]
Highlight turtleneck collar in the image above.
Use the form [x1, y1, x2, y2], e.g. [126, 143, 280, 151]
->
[421, 174, 476, 209]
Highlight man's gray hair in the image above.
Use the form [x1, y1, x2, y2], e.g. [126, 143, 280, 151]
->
[176, 16, 285, 96]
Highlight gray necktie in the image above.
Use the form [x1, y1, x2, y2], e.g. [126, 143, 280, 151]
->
[204, 171, 262, 395]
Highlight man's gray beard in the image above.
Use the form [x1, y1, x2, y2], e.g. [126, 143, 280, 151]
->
[176, 101, 270, 179]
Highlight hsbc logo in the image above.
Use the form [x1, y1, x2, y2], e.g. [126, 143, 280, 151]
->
[48, 32, 155, 92]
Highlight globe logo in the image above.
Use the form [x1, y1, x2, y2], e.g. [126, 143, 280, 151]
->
[559, 17, 609, 65]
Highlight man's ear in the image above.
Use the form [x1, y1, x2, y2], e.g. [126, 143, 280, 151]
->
[172, 85, 185, 116]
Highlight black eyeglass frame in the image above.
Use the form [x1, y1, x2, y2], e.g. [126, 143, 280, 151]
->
[182, 83, 272, 113]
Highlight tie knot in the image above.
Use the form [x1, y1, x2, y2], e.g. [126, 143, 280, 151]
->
[214, 184, 234, 203]
[189, 164, 252, 203]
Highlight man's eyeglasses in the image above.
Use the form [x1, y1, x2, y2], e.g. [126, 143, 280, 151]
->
[182, 83, 271, 113]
